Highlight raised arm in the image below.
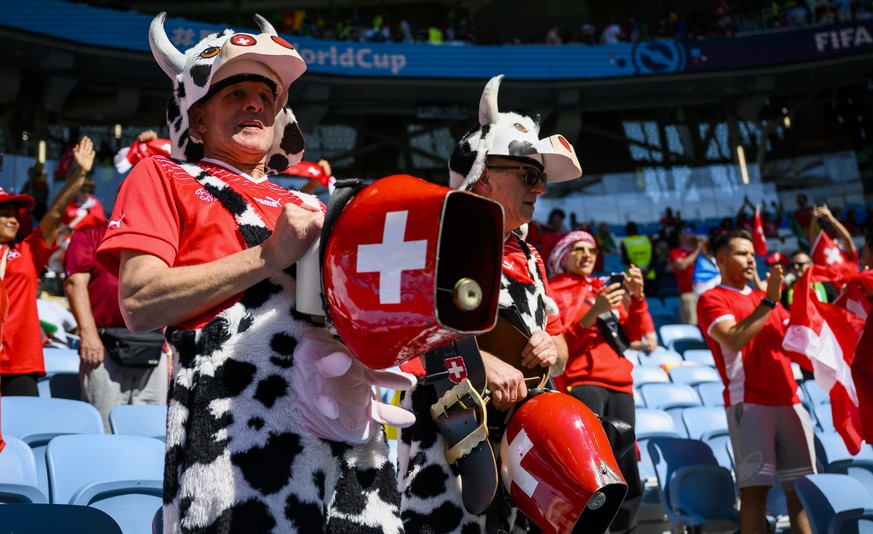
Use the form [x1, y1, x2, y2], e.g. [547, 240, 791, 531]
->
[814, 204, 857, 257]
[39, 137, 94, 245]
[118, 202, 323, 332]
[709, 266, 783, 353]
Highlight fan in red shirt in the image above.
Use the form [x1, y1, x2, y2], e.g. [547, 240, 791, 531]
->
[697, 229, 815, 534]
[669, 223, 704, 325]
[547, 230, 649, 532]
[0, 137, 95, 397]
[60, 177, 106, 231]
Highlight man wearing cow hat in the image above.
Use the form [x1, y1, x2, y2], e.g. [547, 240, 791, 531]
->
[397, 75, 592, 532]
[98, 13, 414, 532]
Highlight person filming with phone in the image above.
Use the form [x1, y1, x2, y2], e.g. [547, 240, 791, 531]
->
[547, 230, 650, 533]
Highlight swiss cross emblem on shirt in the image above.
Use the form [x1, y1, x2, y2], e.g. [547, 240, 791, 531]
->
[444, 356, 467, 384]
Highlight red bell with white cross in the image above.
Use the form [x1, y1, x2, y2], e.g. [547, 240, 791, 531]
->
[322, 174, 504, 369]
[499, 392, 628, 534]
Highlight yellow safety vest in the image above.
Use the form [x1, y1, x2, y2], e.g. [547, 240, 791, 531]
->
[622, 235, 655, 279]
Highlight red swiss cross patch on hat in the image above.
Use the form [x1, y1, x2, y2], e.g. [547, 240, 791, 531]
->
[231, 34, 257, 46]
[444, 356, 468, 384]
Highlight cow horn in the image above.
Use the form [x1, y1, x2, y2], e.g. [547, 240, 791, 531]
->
[254, 14, 278, 35]
[149, 12, 186, 78]
[479, 74, 503, 126]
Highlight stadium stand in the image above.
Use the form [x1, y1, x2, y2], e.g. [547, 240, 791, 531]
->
[794, 474, 873, 534]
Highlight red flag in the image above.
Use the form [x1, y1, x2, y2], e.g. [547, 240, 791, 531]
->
[752, 205, 768, 257]
[54, 144, 75, 180]
[283, 161, 333, 187]
[853, 313, 873, 443]
[811, 231, 858, 279]
[783, 266, 866, 454]
[113, 138, 172, 174]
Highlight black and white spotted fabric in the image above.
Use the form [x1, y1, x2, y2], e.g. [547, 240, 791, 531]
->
[397, 234, 556, 533]
[162, 161, 402, 533]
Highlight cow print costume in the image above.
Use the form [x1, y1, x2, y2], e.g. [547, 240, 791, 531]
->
[161, 160, 403, 533]
[144, 13, 403, 533]
[397, 233, 557, 533]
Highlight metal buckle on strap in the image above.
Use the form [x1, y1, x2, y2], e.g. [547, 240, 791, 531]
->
[430, 378, 489, 464]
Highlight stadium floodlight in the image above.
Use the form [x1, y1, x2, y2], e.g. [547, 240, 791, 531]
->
[736, 145, 749, 185]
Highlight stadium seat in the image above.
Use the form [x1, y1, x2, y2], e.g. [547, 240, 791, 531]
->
[635, 408, 682, 439]
[829, 509, 873, 534]
[0, 503, 122, 534]
[647, 437, 739, 532]
[817, 432, 873, 466]
[46, 434, 164, 534]
[681, 406, 728, 440]
[0, 435, 48, 503]
[827, 459, 873, 502]
[109, 405, 168, 441]
[815, 404, 835, 433]
[639, 383, 702, 412]
[634, 389, 645, 408]
[669, 365, 721, 387]
[659, 324, 703, 348]
[1, 397, 105, 499]
[49, 373, 82, 400]
[703, 431, 734, 472]
[637, 350, 684, 368]
[803, 380, 830, 406]
[696, 382, 725, 407]
[669, 338, 709, 356]
[683, 349, 715, 366]
[631, 366, 670, 386]
[42, 348, 80, 376]
[794, 474, 873, 534]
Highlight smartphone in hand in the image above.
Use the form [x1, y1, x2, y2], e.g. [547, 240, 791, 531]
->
[606, 272, 625, 290]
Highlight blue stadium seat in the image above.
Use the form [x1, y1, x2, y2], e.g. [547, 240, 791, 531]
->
[696, 382, 725, 407]
[683, 349, 715, 367]
[815, 404, 835, 433]
[703, 431, 734, 473]
[637, 350, 684, 368]
[647, 437, 739, 532]
[48, 373, 82, 400]
[681, 406, 728, 440]
[46, 434, 164, 534]
[0, 435, 48, 503]
[109, 405, 168, 441]
[815, 432, 873, 467]
[639, 383, 703, 412]
[829, 509, 873, 534]
[42, 348, 80, 376]
[794, 474, 873, 534]
[0, 503, 122, 534]
[803, 380, 830, 406]
[827, 459, 873, 502]
[669, 365, 721, 387]
[669, 338, 709, 356]
[634, 389, 645, 408]
[1, 397, 105, 499]
[659, 324, 703, 348]
[631, 366, 670, 386]
[635, 408, 682, 440]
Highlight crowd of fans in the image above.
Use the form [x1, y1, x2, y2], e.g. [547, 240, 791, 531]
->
[263, 0, 873, 46]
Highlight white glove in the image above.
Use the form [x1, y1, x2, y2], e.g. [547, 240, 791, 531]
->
[291, 329, 417, 444]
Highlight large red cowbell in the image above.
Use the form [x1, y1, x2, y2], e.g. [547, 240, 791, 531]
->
[323, 174, 504, 369]
[499, 392, 628, 534]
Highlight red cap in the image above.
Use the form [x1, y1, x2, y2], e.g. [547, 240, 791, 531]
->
[765, 251, 788, 266]
[0, 187, 35, 209]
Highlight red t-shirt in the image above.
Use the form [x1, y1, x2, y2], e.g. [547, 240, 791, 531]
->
[669, 247, 696, 294]
[549, 272, 649, 394]
[64, 222, 125, 328]
[697, 285, 799, 407]
[61, 197, 106, 230]
[795, 207, 813, 233]
[97, 156, 320, 330]
[1, 230, 57, 375]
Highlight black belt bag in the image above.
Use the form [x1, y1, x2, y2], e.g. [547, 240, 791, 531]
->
[98, 328, 164, 368]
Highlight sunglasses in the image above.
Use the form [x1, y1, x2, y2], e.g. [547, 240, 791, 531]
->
[486, 165, 548, 187]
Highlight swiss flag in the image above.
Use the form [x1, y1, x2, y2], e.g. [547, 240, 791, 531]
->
[113, 138, 172, 174]
[284, 161, 333, 187]
[783, 266, 867, 454]
[853, 312, 873, 444]
[811, 231, 858, 279]
[752, 205, 768, 257]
